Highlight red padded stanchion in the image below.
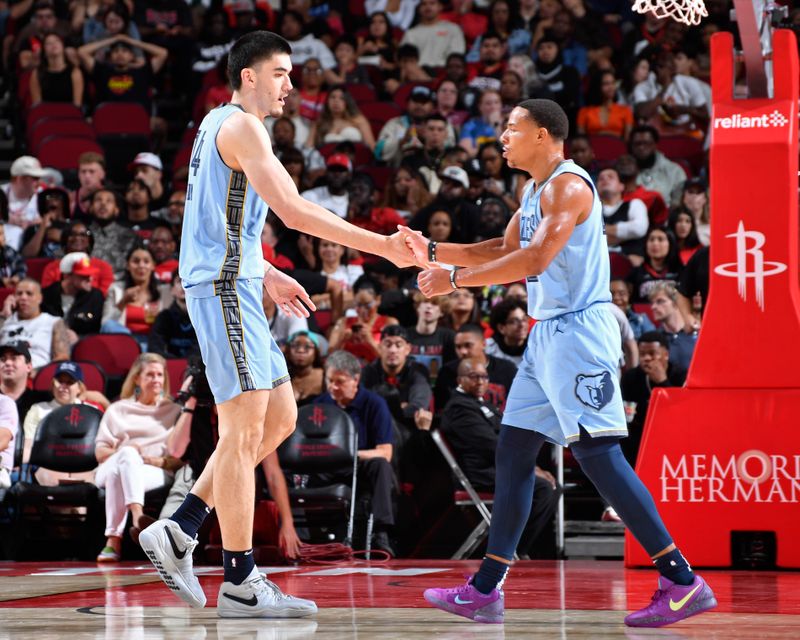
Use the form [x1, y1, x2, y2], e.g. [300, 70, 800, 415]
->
[626, 29, 800, 568]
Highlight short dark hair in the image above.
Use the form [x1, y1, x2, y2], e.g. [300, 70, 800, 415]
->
[424, 112, 448, 126]
[456, 323, 485, 339]
[380, 324, 409, 342]
[489, 298, 527, 332]
[630, 124, 660, 144]
[639, 331, 669, 350]
[228, 31, 292, 91]
[517, 99, 569, 141]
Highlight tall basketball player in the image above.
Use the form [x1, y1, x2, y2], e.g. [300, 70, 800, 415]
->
[139, 31, 419, 618]
[406, 99, 717, 628]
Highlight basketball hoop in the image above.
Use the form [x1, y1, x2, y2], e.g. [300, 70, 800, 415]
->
[632, 0, 708, 25]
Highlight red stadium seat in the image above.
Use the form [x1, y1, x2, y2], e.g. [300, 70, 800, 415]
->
[587, 134, 627, 162]
[165, 358, 188, 394]
[33, 360, 107, 393]
[0, 287, 14, 306]
[344, 83, 376, 103]
[356, 164, 393, 192]
[72, 334, 141, 378]
[26, 102, 83, 131]
[29, 118, 94, 152]
[92, 102, 150, 137]
[36, 137, 104, 171]
[25, 257, 55, 283]
[632, 302, 656, 324]
[658, 135, 705, 175]
[360, 101, 402, 126]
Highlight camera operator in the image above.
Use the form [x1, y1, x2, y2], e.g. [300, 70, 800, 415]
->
[132, 357, 302, 559]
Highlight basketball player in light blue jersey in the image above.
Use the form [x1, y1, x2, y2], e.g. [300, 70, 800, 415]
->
[407, 100, 716, 628]
[139, 31, 420, 618]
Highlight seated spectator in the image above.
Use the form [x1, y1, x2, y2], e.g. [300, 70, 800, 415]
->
[426, 209, 454, 243]
[13, 1, 72, 72]
[376, 86, 438, 167]
[148, 275, 198, 359]
[318, 239, 364, 293]
[301, 154, 351, 219]
[77, 34, 168, 123]
[649, 281, 697, 372]
[466, 32, 508, 93]
[41, 252, 104, 339]
[615, 154, 669, 228]
[347, 173, 406, 236]
[102, 247, 172, 342]
[567, 134, 600, 181]
[41, 220, 115, 295]
[475, 196, 511, 242]
[677, 244, 708, 330]
[620, 331, 686, 464]
[365, 1, 418, 31]
[633, 50, 710, 139]
[440, 358, 558, 556]
[610, 278, 655, 340]
[406, 292, 455, 378]
[407, 113, 452, 193]
[122, 179, 158, 235]
[678, 177, 710, 246]
[384, 44, 434, 97]
[382, 164, 434, 220]
[629, 126, 687, 207]
[440, 287, 483, 333]
[329, 280, 398, 363]
[307, 86, 376, 151]
[433, 79, 469, 133]
[500, 69, 525, 113]
[280, 10, 335, 70]
[0, 224, 26, 287]
[21, 188, 69, 259]
[267, 89, 312, 153]
[297, 57, 328, 122]
[2, 156, 45, 250]
[409, 166, 480, 242]
[597, 167, 648, 257]
[325, 35, 373, 87]
[130, 153, 168, 210]
[459, 89, 505, 157]
[0, 394, 17, 490]
[478, 141, 522, 212]
[70, 152, 107, 221]
[485, 299, 529, 366]
[400, 0, 465, 68]
[466, 0, 531, 62]
[79, 1, 144, 62]
[152, 190, 186, 239]
[668, 207, 702, 265]
[533, 36, 581, 128]
[86, 188, 141, 279]
[0, 342, 50, 426]
[147, 223, 179, 284]
[315, 350, 398, 555]
[286, 331, 324, 406]
[627, 227, 683, 302]
[21, 362, 109, 483]
[0, 279, 69, 369]
[361, 325, 433, 434]
[29, 32, 83, 107]
[435, 323, 517, 411]
[93, 353, 184, 562]
[576, 69, 633, 140]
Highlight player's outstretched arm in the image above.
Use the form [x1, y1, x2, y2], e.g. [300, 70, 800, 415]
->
[400, 212, 522, 268]
[418, 175, 591, 296]
[218, 113, 419, 267]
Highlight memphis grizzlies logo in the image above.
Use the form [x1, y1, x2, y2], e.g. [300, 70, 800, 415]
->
[575, 372, 615, 410]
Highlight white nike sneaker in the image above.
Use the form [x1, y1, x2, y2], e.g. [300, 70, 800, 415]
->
[139, 519, 206, 608]
[217, 566, 318, 618]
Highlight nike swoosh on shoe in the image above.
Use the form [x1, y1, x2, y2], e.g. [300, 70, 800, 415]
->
[164, 527, 187, 560]
[454, 595, 473, 605]
[669, 583, 701, 612]
[222, 592, 259, 606]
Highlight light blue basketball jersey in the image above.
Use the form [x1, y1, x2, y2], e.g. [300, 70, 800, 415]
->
[179, 104, 268, 293]
[519, 160, 611, 320]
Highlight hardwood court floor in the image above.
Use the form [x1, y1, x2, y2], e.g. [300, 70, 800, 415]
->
[1, 560, 799, 639]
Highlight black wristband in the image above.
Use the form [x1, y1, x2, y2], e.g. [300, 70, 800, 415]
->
[181, 407, 194, 414]
[428, 240, 437, 263]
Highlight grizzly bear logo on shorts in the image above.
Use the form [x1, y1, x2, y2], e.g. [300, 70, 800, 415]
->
[575, 372, 614, 410]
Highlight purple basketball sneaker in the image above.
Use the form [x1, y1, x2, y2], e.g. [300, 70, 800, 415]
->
[625, 575, 717, 627]
[423, 578, 504, 624]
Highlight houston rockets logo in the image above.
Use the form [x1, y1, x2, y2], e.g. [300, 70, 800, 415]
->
[307, 406, 326, 428]
[64, 406, 82, 429]
[714, 221, 787, 311]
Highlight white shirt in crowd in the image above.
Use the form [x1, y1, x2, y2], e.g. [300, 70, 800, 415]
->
[287, 34, 336, 70]
[301, 186, 349, 219]
[0, 312, 61, 369]
[603, 198, 649, 241]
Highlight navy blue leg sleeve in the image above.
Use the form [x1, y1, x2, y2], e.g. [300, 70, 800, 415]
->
[571, 433, 673, 556]
[484, 425, 549, 560]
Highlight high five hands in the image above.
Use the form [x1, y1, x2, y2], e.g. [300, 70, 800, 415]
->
[394, 225, 454, 298]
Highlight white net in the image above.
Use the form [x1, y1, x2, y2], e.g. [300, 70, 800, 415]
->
[632, 0, 708, 25]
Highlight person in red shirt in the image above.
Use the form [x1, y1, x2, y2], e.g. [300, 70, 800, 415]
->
[40, 221, 114, 295]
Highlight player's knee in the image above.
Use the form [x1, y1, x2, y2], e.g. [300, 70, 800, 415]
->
[219, 422, 264, 454]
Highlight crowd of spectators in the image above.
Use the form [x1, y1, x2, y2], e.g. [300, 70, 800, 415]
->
[0, 0, 746, 559]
